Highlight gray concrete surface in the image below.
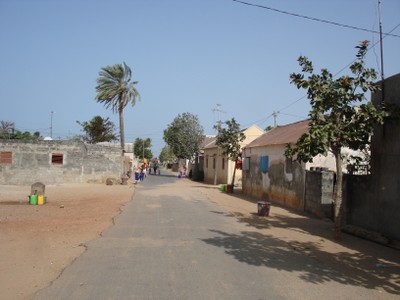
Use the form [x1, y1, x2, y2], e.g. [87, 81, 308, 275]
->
[33, 171, 400, 300]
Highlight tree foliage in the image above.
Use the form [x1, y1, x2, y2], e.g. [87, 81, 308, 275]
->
[159, 145, 177, 163]
[163, 112, 204, 159]
[95, 62, 140, 151]
[286, 41, 392, 238]
[134, 138, 153, 160]
[0, 121, 41, 140]
[214, 118, 245, 186]
[76, 116, 118, 144]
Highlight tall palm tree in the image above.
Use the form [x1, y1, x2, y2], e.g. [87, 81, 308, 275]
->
[0, 121, 15, 137]
[95, 62, 140, 152]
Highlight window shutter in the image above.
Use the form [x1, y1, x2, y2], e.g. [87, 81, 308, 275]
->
[260, 156, 269, 173]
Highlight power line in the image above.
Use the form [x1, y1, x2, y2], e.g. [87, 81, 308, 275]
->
[254, 22, 400, 127]
[231, 0, 400, 38]
[333, 23, 400, 77]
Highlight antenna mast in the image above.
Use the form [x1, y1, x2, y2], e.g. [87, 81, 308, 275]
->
[378, 0, 385, 105]
[212, 103, 226, 129]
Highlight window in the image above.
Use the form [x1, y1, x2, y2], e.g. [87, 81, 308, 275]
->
[0, 151, 12, 164]
[222, 157, 225, 170]
[206, 155, 209, 168]
[213, 156, 216, 169]
[51, 153, 64, 165]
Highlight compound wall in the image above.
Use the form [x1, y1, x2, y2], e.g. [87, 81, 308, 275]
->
[0, 140, 123, 185]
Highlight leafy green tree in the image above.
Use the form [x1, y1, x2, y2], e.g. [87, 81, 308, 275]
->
[76, 116, 118, 144]
[0, 121, 41, 140]
[4, 130, 42, 140]
[134, 138, 153, 160]
[163, 112, 204, 160]
[159, 145, 177, 163]
[286, 41, 392, 238]
[95, 62, 140, 151]
[214, 118, 245, 188]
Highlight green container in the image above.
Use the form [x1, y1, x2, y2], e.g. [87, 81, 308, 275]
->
[29, 195, 38, 205]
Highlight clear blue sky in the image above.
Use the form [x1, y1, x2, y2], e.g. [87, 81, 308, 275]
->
[1, 0, 399, 156]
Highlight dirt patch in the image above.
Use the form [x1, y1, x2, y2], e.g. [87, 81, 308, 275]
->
[0, 182, 134, 300]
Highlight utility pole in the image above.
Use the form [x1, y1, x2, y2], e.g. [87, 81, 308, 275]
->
[273, 111, 279, 128]
[378, 0, 386, 138]
[378, 0, 385, 105]
[50, 111, 55, 139]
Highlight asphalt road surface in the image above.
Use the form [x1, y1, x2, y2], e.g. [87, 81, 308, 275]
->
[33, 171, 396, 300]
[32, 172, 284, 299]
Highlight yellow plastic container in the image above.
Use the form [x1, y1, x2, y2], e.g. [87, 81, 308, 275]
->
[38, 195, 44, 205]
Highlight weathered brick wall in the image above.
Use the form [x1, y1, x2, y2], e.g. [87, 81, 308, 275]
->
[0, 140, 123, 185]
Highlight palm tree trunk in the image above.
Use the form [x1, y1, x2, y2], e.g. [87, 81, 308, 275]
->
[119, 108, 126, 177]
[119, 108, 125, 152]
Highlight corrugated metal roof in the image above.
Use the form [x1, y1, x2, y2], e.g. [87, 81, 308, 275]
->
[245, 119, 310, 148]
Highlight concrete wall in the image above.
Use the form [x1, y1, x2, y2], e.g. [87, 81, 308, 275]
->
[0, 140, 124, 185]
[305, 170, 334, 219]
[243, 145, 336, 217]
[242, 145, 306, 210]
[203, 147, 231, 185]
[343, 73, 400, 242]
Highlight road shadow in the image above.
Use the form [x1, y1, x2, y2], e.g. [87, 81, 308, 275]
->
[201, 229, 400, 295]
[192, 181, 400, 294]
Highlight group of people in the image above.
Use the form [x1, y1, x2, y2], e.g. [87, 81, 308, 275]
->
[130, 158, 161, 184]
[148, 158, 160, 175]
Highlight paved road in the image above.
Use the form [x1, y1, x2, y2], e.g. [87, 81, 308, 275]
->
[33, 173, 285, 299]
[33, 172, 399, 300]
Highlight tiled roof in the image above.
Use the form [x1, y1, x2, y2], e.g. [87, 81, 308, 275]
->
[245, 119, 310, 148]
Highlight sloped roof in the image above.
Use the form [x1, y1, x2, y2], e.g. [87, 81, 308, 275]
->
[202, 137, 217, 150]
[201, 136, 216, 150]
[202, 124, 265, 150]
[245, 119, 310, 148]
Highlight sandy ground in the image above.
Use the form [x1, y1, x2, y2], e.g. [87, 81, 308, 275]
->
[0, 182, 134, 300]
[1, 178, 399, 299]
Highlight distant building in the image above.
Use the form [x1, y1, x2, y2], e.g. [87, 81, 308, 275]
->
[202, 124, 264, 185]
